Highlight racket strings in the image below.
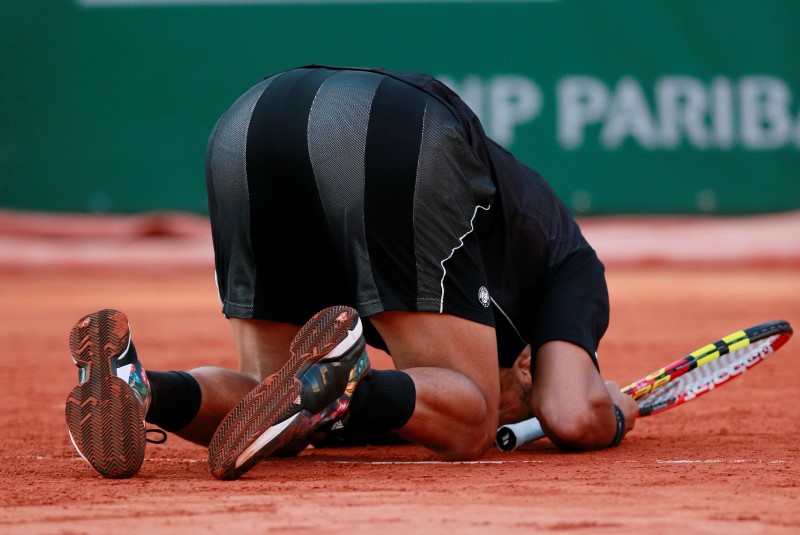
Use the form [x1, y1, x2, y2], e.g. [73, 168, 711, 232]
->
[637, 336, 778, 415]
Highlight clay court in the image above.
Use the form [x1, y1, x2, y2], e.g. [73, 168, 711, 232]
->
[1, 212, 799, 534]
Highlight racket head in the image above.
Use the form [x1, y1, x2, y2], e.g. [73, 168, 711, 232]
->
[624, 320, 792, 416]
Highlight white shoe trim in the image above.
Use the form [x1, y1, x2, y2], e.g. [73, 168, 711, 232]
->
[67, 429, 90, 466]
[320, 317, 363, 362]
[116, 363, 133, 383]
[235, 412, 300, 470]
[114, 333, 132, 369]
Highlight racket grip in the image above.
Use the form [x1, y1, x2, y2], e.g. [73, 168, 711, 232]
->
[495, 417, 545, 451]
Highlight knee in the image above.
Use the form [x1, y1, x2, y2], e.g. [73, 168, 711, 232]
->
[437, 406, 496, 461]
[437, 398, 498, 461]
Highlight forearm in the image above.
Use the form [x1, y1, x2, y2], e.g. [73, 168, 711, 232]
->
[531, 341, 636, 451]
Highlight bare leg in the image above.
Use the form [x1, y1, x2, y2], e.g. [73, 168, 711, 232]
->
[156, 318, 301, 446]
[166, 367, 258, 446]
[230, 319, 301, 381]
[369, 311, 500, 460]
[203, 312, 499, 459]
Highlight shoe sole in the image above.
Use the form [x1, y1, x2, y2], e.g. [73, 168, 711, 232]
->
[208, 305, 368, 480]
[64, 309, 146, 479]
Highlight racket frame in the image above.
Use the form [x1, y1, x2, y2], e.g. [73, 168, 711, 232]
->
[495, 320, 792, 451]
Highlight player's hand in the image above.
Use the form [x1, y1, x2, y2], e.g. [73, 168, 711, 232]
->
[605, 381, 637, 434]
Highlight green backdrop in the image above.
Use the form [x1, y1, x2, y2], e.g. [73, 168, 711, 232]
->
[1, 0, 799, 214]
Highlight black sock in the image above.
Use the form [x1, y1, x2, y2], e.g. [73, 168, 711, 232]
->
[333, 369, 415, 445]
[145, 370, 202, 432]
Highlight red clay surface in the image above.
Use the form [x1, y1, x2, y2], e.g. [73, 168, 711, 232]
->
[1, 213, 799, 534]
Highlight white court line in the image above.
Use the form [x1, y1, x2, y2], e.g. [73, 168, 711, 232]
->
[21, 456, 787, 465]
[657, 459, 724, 464]
[145, 458, 206, 463]
[656, 459, 786, 464]
[331, 460, 542, 465]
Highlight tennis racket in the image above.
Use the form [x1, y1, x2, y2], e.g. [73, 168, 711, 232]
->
[496, 319, 793, 451]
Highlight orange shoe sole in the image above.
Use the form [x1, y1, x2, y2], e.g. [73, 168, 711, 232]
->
[64, 309, 146, 479]
[208, 305, 364, 480]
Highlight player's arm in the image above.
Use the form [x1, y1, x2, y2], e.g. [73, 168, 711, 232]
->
[530, 340, 636, 450]
[498, 345, 534, 426]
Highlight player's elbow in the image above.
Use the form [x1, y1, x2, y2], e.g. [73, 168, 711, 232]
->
[540, 394, 613, 451]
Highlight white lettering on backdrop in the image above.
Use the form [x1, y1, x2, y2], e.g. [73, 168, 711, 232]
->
[440, 74, 800, 151]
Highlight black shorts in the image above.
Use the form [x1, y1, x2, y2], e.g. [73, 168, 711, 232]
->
[205, 67, 497, 333]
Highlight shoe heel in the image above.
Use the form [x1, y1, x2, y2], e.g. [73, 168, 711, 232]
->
[290, 305, 361, 362]
[64, 309, 145, 478]
[69, 309, 130, 370]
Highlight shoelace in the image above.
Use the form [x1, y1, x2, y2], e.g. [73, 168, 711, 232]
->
[146, 428, 168, 444]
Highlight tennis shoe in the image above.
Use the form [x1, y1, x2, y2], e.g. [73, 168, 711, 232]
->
[208, 305, 370, 480]
[64, 309, 164, 478]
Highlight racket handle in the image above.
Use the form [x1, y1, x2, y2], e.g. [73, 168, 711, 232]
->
[495, 417, 545, 451]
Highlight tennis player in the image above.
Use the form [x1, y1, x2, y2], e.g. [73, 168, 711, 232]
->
[64, 65, 636, 479]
